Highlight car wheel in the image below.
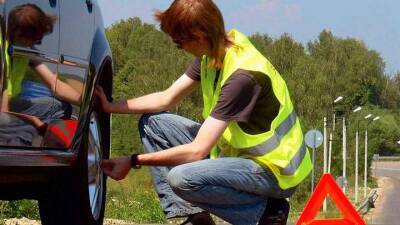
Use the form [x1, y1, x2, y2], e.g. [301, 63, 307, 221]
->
[39, 110, 109, 225]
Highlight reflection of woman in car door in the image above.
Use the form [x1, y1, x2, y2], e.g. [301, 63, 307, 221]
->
[0, 4, 81, 145]
[4, 4, 82, 111]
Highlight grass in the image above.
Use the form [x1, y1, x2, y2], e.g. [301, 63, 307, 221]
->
[105, 170, 325, 224]
[0, 169, 166, 224]
[0, 174, 373, 224]
[0, 166, 378, 224]
[375, 157, 400, 161]
[103, 169, 378, 223]
[105, 167, 166, 223]
[0, 199, 39, 224]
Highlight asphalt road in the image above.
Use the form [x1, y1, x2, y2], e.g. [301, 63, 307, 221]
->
[369, 161, 400, 225]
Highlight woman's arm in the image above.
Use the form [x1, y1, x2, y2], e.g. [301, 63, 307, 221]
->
[1, 90, 9, 112]
[32, 63, 82, 105]
[96, 74, 198, 114]
[101, 116, 229, 180]
[137, 116, 228, 165]
[4, 111, 47, 133]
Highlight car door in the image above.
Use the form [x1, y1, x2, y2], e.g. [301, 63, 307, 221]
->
[1, 0, 62, 148]
[58, 0, 94, 121]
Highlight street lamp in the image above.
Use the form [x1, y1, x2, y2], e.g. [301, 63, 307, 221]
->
[364, 115, 380, 198]
[324, 96, 344, 212]
[342, 115, 347, 193]
[353, 106, 362, 113]
[328, 96, 344, 173]
[334, 96, 344, 104]
[352, 106, 362, 203]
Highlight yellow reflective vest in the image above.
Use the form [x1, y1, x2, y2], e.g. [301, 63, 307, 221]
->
[201, 29, 312, 190]
[1, 39, 30, 98]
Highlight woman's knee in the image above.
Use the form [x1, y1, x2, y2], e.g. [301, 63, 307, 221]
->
[167, 165, 197, 196]
[138, 113, 164, 135]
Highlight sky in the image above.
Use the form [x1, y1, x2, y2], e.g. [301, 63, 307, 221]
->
[97, 0, 400, 75]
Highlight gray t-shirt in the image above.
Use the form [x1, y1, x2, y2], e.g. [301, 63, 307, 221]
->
[185, 58, 280, 135]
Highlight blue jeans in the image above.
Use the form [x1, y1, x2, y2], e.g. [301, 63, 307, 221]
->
[0, 97, 71, 146]
[139, 112, 296, 225]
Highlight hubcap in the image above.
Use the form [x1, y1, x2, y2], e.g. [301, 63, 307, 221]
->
[88, 112, 103, 220]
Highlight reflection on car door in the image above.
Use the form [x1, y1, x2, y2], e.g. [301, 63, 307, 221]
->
[0, 0, 65, 148]
[59, 0, 94, 120]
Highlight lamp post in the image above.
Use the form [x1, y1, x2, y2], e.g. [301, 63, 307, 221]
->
[322, 96, 344, 212]
[343, 116, 347, 193]
[323, 117, 328, 212]
[352, 106, 362, 203]
[364, 116, 380, 198]
[328, 96, 344, 173]
[362, 114, 372, 198]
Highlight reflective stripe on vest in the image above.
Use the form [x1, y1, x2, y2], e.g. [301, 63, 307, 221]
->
[243, 110, 297, 156]
[281, 141, 307, 175]
[242, 110, 308, 176]
[200, 29, 312, 189]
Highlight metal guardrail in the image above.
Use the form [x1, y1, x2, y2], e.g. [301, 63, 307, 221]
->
[357, 189, 378, 215]
[376, 156, 400, 161]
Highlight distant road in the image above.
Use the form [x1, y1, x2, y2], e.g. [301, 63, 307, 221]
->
[369, 161, 400, 225]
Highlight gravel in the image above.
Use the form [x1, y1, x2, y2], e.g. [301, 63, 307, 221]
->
[4, 218, 229, 225]
[4, 218, 144, 225]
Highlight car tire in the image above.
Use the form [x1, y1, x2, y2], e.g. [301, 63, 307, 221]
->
[38, 109, 109, 225]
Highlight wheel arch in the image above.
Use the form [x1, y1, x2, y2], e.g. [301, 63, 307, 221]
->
[71, 26, 112, 156]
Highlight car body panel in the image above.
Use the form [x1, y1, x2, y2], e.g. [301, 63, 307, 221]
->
[0, 0, 112, 199]
[59, 0, 94, 120]
[1, 0, 61, 148]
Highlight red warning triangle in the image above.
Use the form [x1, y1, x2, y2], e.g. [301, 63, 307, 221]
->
[296, 174, 366, 225]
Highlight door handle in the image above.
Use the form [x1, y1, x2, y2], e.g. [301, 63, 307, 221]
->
[86, 0, 93, 7]
[86, 0, 93, 12]
[49, 0, 56, 8]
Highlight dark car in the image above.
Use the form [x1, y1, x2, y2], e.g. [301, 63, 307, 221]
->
[0, 1, 112, 225]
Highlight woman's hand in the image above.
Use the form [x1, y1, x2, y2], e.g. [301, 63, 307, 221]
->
[101, 157, 131, 181]
[95, 85, 113, 113]
[4, 112, 47, 134]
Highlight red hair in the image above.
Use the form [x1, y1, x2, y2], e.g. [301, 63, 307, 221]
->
[7, 4, 56, 43]
[155, 0, 232, 68]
